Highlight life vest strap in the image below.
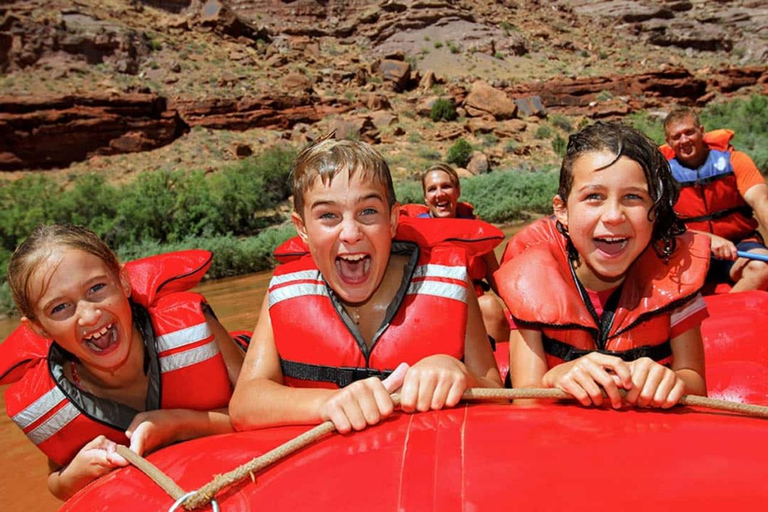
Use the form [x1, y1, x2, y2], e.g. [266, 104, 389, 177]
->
[542, 335, 672, 363]
[681, 205, 753, 224]
[280, 360, 393, 388]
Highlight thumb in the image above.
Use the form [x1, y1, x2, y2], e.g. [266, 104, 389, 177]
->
[127, 426, 145, 455]
[382, 362, 409, 393]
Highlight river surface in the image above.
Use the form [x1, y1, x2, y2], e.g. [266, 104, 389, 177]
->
[0, 222, 525, 510]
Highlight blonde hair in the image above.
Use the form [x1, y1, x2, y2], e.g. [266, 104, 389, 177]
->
[292, 137, 396, 216]
[8, 224, 120, 319]
[421, 163, 460, 192]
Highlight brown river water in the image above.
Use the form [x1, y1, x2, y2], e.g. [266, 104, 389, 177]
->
[0, 223, 524, 510]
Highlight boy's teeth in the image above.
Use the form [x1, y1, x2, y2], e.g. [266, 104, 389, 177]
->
[340, 254, 365, 261]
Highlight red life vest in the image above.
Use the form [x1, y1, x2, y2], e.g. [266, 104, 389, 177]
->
[269, 216, 503, 388]
[0, 250, 233, 467]
[661, 129, 758, 241]
[496, 218, 710, 368]
[399, 202, 490, 296]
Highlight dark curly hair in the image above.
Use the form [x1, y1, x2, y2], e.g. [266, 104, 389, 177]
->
[557, 121, 685, 260]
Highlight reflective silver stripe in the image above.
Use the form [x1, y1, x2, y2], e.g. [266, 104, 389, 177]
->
[156, 322, 212, 352]
[269, 282, 329, 308]
[160, 341, 220, 373]
[407, 280, 468, 303]
[269, 270, 323, 287]
[412, 264, 468, 282]
[27, 402, 80, 445]
[12, 386, 67, 430]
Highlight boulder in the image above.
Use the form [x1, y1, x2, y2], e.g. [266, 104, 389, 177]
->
[464, 81, 517, 120]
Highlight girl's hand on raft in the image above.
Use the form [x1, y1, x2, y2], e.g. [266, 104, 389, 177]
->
[399, 355, 470, 413]
[70, 435, 129, 478]
[543, 353, 633, 409]
[320, 363, 408, 434]
[624, 358, 685, 408]
[126, 410, 181, 456]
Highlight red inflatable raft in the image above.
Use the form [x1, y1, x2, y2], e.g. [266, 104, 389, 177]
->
[61, 291, 768, 512]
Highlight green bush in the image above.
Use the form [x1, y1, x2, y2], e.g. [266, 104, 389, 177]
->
[430, 98, 457, 122]
[446, 138, 473, 168]
[394, 180, 424, 205]
[550, 114, 574, 133]
[459, 168, 559, 223]
[701, 94, 768, 172]
[552, 135, 567, 157]
[535, 125, 553, 139]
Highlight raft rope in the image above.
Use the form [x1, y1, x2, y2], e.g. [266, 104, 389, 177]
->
[113, 388, 768, 511]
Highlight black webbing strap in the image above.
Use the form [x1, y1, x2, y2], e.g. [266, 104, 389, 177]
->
[681, 205, 753, 224]
[542, 335, 673, 363]
[281, 360, 393, 388]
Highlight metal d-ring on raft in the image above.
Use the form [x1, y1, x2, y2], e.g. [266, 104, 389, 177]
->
[111, 388, 768, 512]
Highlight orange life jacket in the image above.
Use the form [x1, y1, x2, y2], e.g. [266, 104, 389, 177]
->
[661, 129, 758, 241]
[399, 202, 490, 296]
[269, 216, 503, 388]
[0, 250, 233, 467]
[496, 218, 710, 367]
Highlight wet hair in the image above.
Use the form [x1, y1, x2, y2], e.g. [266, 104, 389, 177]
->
[8, 224, 121, 319]
[557, 121, 685, 259]
[663, 107, 701, 133]
[421, 163, 460, 193]
[292, 136, 396, 216]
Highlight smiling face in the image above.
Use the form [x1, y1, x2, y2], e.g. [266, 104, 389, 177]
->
[554, 151, 655, 291]
[292, 169, 399, 305]
[423, 170, 460, 218]
[23, 248, 135, 372]
[665, 115, 707, 168]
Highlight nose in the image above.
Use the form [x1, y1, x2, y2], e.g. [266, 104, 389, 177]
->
[77, 302, 102, 326]
[602, 200, 625, 225]
[339, 216, 363, 245]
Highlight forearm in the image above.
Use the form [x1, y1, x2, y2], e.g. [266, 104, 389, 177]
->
[229, 378, 335, 430]
[675, 368, 707, 397]
[48, 462, 95, 501]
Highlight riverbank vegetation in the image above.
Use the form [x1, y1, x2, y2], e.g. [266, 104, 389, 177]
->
[2, 95, 766, 318]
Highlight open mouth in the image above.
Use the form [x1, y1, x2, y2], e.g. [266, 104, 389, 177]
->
[82, 323, 119, 353]
[594, 237, 628, 256]
[335, 253, 371, 284]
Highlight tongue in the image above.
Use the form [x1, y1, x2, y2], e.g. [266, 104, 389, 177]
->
[337, 257, 369, 283]
[89, 328, 115, 350]
[595, 240, 626, 256]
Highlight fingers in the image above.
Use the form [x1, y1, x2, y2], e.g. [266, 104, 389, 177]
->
[323, 378, 395, 434]
[550, 353, 631, 408]
[106, 442, 128, 467]
[382, 362, 408, 393]
[128, 425, 146, 455]
[712, 238, 738, 260]
[625, 359, 683, 408]
[399, 359, 469, 413]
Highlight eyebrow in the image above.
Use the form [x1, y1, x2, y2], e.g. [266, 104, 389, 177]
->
[309, 192, 385, 210]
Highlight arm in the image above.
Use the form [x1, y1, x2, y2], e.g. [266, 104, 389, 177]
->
[229, 294, 406, 433]
[399, 278, 502, 413]
[623, 326, 707, 408]
[743, 183, 768, 231]
[47, 436, 128, 500]
[510, 327, 632, 408]
[688, 229, 737, 261]
[205, 309, 245, 385]
[482, 251, 501, 295]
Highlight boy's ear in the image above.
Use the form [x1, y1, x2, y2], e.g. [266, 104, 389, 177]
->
[389, 203, 400, 238]
[553, 195, 568, 228]
[119, 266, 132, 297]
[21, 316, 50, 339]
[291, 211, 308, 242]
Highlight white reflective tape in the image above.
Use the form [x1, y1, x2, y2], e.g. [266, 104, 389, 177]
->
[27, 402, 80, 445]
[407, 280, 468, 303]
[156, 322, 212, 352]
[412, 264, 468, 282]
[269, 270, 323, 287]
[671, 293, 707, 328]
[12, 386, 67, 430]
[160, 341, 220, 373]
[269, 282, 329, 308]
